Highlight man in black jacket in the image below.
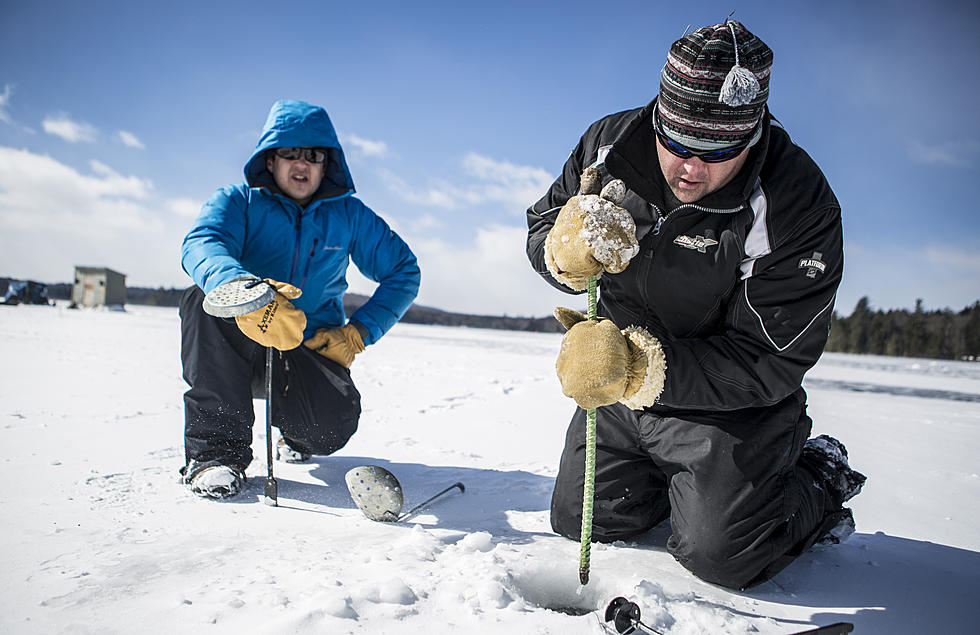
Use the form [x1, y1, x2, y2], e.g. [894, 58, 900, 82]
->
[526, 20, 866, 589]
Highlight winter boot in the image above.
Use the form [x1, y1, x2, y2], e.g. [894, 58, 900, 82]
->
[276, 434, 312, 463]
[816, 507, 856, 545]
[802, 434, 867, 505]
[184, 463, 247, 500]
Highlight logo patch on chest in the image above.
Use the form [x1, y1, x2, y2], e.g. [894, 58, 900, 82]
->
[799, 251, 827, 278]
[673, 234, 719, 253]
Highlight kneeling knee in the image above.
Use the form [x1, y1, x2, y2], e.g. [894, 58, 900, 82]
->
[287, 419, 358, 456]
[669, 525, 759, 589]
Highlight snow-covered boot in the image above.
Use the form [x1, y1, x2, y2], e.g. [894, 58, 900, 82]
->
[185, 464, 246, 499]
[802, 434, 866, 506]
[276, 434, 312, 463]
[816, 507, 856, 545]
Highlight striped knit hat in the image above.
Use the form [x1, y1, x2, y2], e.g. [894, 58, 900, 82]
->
[658, 20, 773, 151]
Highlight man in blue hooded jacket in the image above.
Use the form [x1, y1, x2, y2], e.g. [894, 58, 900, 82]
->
[179, 100, 420, 499]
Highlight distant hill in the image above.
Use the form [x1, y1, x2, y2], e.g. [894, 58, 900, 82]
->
[3, 277, 562, 334]
[343, 293, 562, 333]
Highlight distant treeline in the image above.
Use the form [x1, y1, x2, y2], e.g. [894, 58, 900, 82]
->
[28, 280, 563, 334]
[43, 282, 188, 307]
[826, 297, 980, 361]
[18, 278, 979, 356]
[344, 294, 562, 333]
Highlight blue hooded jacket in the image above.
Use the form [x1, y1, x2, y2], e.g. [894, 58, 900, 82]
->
[181, 100, 420, 345]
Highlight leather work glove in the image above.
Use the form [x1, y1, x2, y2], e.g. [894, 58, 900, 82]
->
[303, 323, 366, 368]
[234, 279, 307, 350]
[545, 167, 639, 291]
[553, 307, 666, 410]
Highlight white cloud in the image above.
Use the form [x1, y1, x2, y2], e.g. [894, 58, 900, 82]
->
[379, 153, 555, 214]
[0, 149, 153, 235]
[346, 223, 575, 318]
[42, 115, 98, 143]
[88, 160, 153, 198]
[377, 168, 457, 209]
[166, 197, 202, 218]
[0, 146, 191, 287]
[353, 152, 569, 315]
[345, 134, 389, 158]
[923, 245, 980, 270]
[909, 140, 979, 167]
[118, 130, 145, 149]
[408, 213, 443, 232]
[460, 153, 555, 210]
[0, 84, 12, 124]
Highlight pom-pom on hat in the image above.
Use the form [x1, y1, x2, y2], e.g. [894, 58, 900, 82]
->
[658, 20, 773, 151]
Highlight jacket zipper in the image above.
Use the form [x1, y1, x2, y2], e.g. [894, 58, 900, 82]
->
[651, 202, 744, 236]
[651, 203, 667, 235]
[637, 203, 664, 313]
[287, 211, 302, 285]
[299, 238, 318, 290]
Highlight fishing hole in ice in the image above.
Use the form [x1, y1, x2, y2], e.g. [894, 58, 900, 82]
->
[506, 564, 604, 617]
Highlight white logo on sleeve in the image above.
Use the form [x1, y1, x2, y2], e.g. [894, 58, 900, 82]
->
[799, 251, 827, 278]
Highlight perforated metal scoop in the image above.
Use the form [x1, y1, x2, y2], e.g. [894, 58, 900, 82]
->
[345, 465, 465, 523]
[202, 277, 275, 318]
[345, 466, 404, 522]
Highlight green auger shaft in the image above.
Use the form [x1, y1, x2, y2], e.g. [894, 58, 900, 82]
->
[579, 275, 599, 585]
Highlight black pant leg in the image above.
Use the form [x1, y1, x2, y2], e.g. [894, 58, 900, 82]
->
[651, 390, 829, 589]
[551, 404, 671, 542]
[180, 285, 261, 471]
[272, 346, 361, 456]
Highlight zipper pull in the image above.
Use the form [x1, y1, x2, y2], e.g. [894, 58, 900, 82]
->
[649, 203, 665, 236]
[652, 215, 665, 236]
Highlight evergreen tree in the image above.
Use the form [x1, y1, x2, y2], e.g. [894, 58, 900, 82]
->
[962, 302, 980, 360]
[826, 311, 849, 352]
[907, 299, 927, 357]
[847, 297, 873, 353]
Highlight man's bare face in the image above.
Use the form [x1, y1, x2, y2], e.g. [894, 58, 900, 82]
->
[266, 151, 325, 206]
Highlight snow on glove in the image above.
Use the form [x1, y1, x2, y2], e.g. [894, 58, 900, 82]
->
[303, 323, 366, 368]
[544, 167, 639, 291]
[553, 307, 666, 410]
[235, 279, 307, 350]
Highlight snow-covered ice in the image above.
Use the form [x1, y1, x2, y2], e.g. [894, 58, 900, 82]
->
[1, 303, 978, 633]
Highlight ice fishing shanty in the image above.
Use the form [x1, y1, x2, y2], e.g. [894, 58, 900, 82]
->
[71, 266, 127, 307]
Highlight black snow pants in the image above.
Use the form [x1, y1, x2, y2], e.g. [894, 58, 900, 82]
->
[179, 286, 361, 474]
[550, 391, 836, 589]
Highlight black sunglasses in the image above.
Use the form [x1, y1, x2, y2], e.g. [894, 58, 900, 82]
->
[274, 147, 328, 164]
[655, 113, 754, 163]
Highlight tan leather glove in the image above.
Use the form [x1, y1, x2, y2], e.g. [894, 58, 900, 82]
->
[303, 323, 366, 368]
[554, 307, 666, 410]
[544, 167, 639, 291]
[234, 279, 306, 350]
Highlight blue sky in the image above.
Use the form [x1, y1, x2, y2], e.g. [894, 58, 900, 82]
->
[1, 0, 978, 317]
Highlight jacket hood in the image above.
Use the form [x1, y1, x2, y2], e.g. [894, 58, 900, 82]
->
[244, 99, 355, 198]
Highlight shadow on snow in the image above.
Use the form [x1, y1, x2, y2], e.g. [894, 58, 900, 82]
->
[232, 455, 557, 544]
[227, 457, 978, 632]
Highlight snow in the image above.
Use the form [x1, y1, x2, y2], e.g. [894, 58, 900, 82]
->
[577, 194, 639, 272]
[2, 303, 978, 634]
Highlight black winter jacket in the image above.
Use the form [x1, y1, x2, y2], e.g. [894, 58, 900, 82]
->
[527, 100, 843, 412]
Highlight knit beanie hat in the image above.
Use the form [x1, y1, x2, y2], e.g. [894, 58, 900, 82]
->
[657, 20, 773, 151]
